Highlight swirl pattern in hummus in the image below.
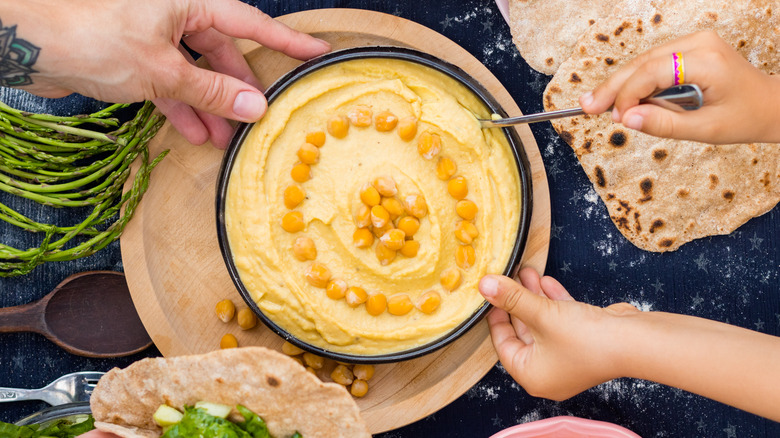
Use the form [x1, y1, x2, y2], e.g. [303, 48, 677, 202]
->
[226, 58, 521, 355]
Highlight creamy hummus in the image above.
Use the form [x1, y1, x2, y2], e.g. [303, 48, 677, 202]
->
[225, 57, 521, 355]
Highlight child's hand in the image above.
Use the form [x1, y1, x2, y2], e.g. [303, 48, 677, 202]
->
[479, 268, 639, 400]
[579, 30, 780, 144]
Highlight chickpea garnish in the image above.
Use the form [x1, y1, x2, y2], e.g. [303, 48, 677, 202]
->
[326, 279, 348, 300]
[283, 184, 306, 210]
[290, 162, 312, 183]
[306, 131, 326, 147]
[387, 294, 414, 316]
[380, 228, 406, 251]
[215, 299, 235, 323]
[417, 131, 442, 160]
[440, 268, 462, 291]
[374, 111, 398, 132]
[372, 222, 394, 239]
[360, 184, 381, 206]
[397, 116, 418, 141]
[370, 205, 390, 228]
[347, 106, 373, 127]
[331, 364, 354, 385]
[281, 211, 305, 233]
[355, 205, 371, 228]
[353, 228, 374, 248]
[353, 364, 375, 381]
[417, 291, 441, 314]
[345, 286, 368, 307]
[404, 194, 428, 218]
[399, 239, 420, 258]
[436, 156, 457, 181]
[374, 242, 396, 266]
[220, 334, 238, 349]
[366, 292, 387, 316]
[303, 352, 325, 369]
[396, 216, 420, 237]
[447, 176, 468, 200]
[456, 244, 476, 269]
[292, 236, 317, 261]
[305, 262, 331, 288]
[282, 341, 304, 356]
[327, 115, 349, 138]
[236, 308, 257, 330]
[372, 176, 397, 197]
[455, 199, 478, 221]
[381, 197, 404, 219]
[454, 220, 479, 245]
[297, 142, 320, 165]
[350, 379, 369, 397]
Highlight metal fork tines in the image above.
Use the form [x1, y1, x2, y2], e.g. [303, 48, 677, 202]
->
[0, 371, 104, 405]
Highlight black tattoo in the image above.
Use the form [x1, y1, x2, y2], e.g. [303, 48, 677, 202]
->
[0, 18, 40, 87]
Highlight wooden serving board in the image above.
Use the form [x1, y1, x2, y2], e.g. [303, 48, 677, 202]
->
[120, 9, 550, 434]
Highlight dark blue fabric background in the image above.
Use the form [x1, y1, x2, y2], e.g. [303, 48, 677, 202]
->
[1, 1, 778, 437]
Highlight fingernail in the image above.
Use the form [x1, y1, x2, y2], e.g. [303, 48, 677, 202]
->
[611, 107, 621, 122]
[580, 91, 594, 107]
[479, 276, 499, 298]
[625, 113, 644, 130]
[315, 38, 331, 50]
[233, 91, 265, 120]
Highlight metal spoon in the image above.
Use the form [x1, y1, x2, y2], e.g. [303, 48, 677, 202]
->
[479, 84, 703, 127]
[0, 271, 152, 357]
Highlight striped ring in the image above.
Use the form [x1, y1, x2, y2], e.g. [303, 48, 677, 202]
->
[672, 52, 685, 85]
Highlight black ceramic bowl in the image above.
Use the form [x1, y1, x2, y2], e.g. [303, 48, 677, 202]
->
[216, 46, 533, 364]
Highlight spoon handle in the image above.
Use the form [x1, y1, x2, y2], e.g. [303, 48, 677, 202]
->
[480, 84, 703, 127]
[0, 299, 48, 334]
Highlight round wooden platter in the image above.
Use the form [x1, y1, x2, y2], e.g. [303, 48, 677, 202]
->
[120, 9, 550, 434]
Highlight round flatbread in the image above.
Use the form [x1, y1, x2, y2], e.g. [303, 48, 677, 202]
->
[90, 347, 370, 438]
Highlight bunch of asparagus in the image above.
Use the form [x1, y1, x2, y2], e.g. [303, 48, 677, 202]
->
[0, 100, 168, 277]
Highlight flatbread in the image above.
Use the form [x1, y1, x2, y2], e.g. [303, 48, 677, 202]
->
[508, 0, 619, 75]
[90, 347, 370, 438]
[543, 0, 780, 252]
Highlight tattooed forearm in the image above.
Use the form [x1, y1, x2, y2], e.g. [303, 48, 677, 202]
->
[0, 18, 40, 87]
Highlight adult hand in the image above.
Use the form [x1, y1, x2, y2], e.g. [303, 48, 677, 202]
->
[479, 268, 639, 400]
[579, 30, 780, 144]
[9, 0, 331, 149]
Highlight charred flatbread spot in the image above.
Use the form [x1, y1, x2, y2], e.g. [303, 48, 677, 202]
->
[659, 238, 674, 248]
[596, 33, 609, 42]
[638, 195, 652, 203]
[583, 139, 593, 151]
[579, 45, 587, 54]
[570, 72, 582, 83]
[606, 193, 615, 200]
[549, 85, 561, 93]
[652, 13, 662, 24]
[619, 200, 631, 213]
[614, 22, 630, 36]
[753, 158, 759, 164]
[677, 188, 690, 197]
[709, 174, 719, 189]
[546, 57, 554, 66]
[738, 40, 747, 48]
[619, 41, 626, 47]
[267, 375, 280, 387]
[649, 219, 665, 233]
[652, 149, 668, 161]
[706, 12, 718, 20]
[559, 130, 574, 145]
[637, 26, 643, 33]
[760, 172, 771, 187]
[605, 57, 615, 65]
[640, 178, 653, 194]
[614, 216, 629, 230]
[594, 166, 606, 187]
[216, 377, 225, 383]
[583, 60, 593, 67]
[589, 19, 596, 25]
[723, 190, 735, 200]
[609, 130, 627, 147]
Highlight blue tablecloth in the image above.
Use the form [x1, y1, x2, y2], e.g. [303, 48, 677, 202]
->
[1, 2, 778, 436]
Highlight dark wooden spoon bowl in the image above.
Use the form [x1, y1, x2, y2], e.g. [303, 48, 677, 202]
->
[0, 271, 152, 357]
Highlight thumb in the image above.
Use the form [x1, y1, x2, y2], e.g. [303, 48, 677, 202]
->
[168, 60, 267, 123]
[620, 103, 708, 140]
[479, 275, 545, 321]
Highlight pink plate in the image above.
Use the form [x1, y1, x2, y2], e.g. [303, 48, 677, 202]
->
[490, 416, 641, 438]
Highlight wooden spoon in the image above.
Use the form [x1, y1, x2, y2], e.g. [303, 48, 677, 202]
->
[0, 271, 152, 357]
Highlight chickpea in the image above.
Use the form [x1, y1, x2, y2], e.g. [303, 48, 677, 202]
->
[220, 334, 238, 349]
[440, 268, 462, 292]
[417, 131, 442, 160]
[352, 364, 375, 381]
[290, 162, 312, 183]
[303, 352, 325, 369]
[372, 176, 397, 197]
[215, 299, 235, 323]
[454, 220, 479, 245]
[350, 379, 369, 397]
[353, 228, 374, 248]
[370, 205, 390, 228]
[396, 216, 420, 237]
[331, 364, 354, 386]
[282, 341, 304, 356]
[347, 106, 373, 127]
[306, 131, 326, 147]
[397, 116, 418, 141]
[305, 262, 331, 288]
[345, 286, 368, 307]
[455, 245, 476, 269]
[297, 142, 320, 164]
[381, 197, 404, 219]
[327, 115, 349, 138]
[360, 184, 381, 207]
[374, 242, 396, 266]
[283, 184, 306, 210]
[236, 308, 257, 330]
[380, 228, 406, 251]
[417, 291, 441, 314]
[436, 157, 457, 181]
[281, 211, 305, 233]
[455, 199, 478, 221]
[399, 239, 420, 258]
[447, 176, 468, 200]
[387, 294, 413, 316]
[354, 204, 372, 228]
[374, 111, 398, 132]
[404, 194, 428, 219]
[326, 279, 348, 300]
[366, 292, 387, 316]
[292, 236, 317, 261]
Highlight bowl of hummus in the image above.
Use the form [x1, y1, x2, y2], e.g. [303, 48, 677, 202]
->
[216, 47, 532, 363]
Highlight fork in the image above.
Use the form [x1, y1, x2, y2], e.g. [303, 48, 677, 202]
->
[0, 371, 104, 405]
